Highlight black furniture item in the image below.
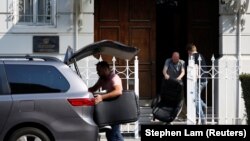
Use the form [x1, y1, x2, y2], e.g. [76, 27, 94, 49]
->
[94, 90, 140, 127]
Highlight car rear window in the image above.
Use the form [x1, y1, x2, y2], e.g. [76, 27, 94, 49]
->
[5, 64, 70, 94]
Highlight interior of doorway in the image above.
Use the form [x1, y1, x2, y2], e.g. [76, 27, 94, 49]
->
[156, 0, 188, 96]
[156, 0, 219, 109]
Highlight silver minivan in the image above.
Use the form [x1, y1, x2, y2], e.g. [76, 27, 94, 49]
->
[0, 40, 139, 141]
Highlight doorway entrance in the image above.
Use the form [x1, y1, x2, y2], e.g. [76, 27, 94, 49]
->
[156, 0, 219, 107]
[156, 0, 187, 95]
[94, 0, 219, 103]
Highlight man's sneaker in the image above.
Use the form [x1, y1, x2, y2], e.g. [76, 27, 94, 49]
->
[99, 126, 112, 132]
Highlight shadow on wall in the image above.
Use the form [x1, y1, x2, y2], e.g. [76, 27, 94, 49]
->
[220, 0, 249, 33]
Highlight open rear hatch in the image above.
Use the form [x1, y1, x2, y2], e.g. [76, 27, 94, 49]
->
[63, 40, 140, 127]
[64, 40, 140, 65]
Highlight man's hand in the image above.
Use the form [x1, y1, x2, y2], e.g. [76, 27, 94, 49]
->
[164, 74, 170, 80]
[94, 94, 103, 104]
[176, 77, 181, 81]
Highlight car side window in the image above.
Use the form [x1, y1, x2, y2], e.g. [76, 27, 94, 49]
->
[5, 64, 70, 94]
[0, 63, 10, 95]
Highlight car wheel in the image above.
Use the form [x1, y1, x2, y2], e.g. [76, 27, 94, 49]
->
[8, 127, 50, 141]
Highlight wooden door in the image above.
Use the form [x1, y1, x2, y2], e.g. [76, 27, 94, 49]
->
[94, 0, 156, 99]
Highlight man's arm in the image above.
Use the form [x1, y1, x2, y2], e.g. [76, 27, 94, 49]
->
[176, 67, 185, 80]
[195, 64, 199, 78]
[95, 84, 122, 104]
[163, 59, 170, 79]
[176, 60, 185, 80]
[88, 80, 101, 93]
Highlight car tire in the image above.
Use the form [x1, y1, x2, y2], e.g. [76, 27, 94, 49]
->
[8, 127, 50, 141]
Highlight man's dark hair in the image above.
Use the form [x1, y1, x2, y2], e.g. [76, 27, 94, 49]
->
[186, 43, 197, 52]
[96, 61, 110, 69]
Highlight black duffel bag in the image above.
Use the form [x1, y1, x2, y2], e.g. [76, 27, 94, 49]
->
[94, 90, 140, 127]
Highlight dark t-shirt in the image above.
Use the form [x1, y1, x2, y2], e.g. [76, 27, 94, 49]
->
[164, 58, 185, 80]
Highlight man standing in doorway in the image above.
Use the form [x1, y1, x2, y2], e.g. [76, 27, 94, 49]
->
[161, 52, 186, 120]
[186, 43, 208, 125]
[162, 52, 185, 84]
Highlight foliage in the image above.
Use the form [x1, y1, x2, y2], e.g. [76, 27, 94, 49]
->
[239, 74, 250, 125]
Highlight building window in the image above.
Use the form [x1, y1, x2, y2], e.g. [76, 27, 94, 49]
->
[17, 0, 55, 25]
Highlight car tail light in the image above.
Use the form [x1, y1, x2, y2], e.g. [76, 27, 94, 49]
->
[68, 98, 95, 106]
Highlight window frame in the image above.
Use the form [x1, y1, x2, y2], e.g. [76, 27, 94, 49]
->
[14, 0, 57, 26]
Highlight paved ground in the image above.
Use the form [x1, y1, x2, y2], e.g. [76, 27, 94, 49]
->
[100, 137, 141, 141]
[100, 133, 141, 141]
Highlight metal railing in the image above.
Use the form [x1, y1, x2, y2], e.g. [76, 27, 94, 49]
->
[187, 55, 246, 125]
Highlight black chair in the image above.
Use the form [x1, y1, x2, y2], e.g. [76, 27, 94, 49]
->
[152, 79, 184, 123]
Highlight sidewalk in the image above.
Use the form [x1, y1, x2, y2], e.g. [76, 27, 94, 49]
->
[100, 137, 141, 141]
[100, 133, 141, 141]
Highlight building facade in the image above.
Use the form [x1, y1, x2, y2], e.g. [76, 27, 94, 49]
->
[0, 0, 94, 60]
[1, 0, 249, 124]
[218, 0, 250, 124]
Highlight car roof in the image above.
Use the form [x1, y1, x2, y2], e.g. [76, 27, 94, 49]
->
[0, 55, 66, 66]
[0, 55, 61, 62]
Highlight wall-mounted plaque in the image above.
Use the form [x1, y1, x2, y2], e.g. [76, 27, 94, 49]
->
[33, 36, 59, 53]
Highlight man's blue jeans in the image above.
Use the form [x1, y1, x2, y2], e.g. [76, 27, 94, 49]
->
[196, 81, 207, 124]
[106, 124, 124, 141]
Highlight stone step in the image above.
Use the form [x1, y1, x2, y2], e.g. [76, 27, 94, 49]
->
[102, 106, 219, 138]
[139, 106, 152, 114]
[138, 106, 218, 124]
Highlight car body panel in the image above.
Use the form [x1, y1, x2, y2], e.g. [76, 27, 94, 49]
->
[1, 93, 97, 141]
[0, 60, 98, 141]
[0, 95, 12, 134]
[0, 62, 12, 134]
